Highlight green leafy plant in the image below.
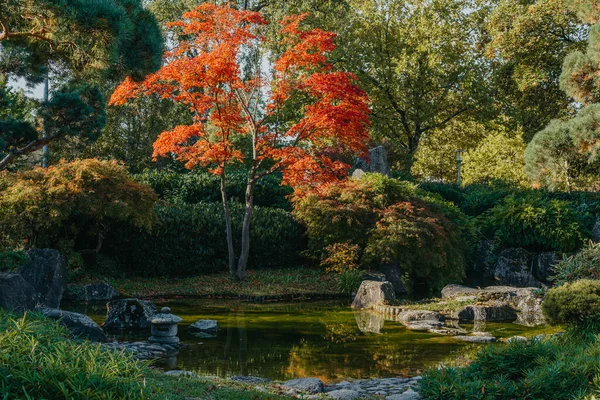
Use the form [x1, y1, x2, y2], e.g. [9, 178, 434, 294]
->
[543, 279, 600, 327]
[0, 250, 28, 271]
[293, 174, 471, 293]
[338, 269, 364, 295]
[552, 241, 600, 285]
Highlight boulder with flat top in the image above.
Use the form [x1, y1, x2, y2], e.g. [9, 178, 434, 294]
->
[351, 281, 395, 309]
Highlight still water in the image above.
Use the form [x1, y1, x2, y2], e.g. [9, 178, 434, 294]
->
[67, 299, 559, 383]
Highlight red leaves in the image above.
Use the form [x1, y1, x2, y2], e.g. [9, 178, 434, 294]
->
[110, 3, 370, 190]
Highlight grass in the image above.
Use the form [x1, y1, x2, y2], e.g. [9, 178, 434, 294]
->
[0, 309, 295, 399]
[73, 268, 344, 299]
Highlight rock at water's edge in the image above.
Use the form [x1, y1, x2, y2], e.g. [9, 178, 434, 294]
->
[37, 307, 106, 342]
[282, 378, 325, 394]
[351, 281, 395, 309]
[19, 248, 67, 308]
[67, 282, 120, 302]
[104, 298, 157, 330]
[0, 272, 37, 312]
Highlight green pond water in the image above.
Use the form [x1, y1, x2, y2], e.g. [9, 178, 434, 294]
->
[67, 299, 559, 383]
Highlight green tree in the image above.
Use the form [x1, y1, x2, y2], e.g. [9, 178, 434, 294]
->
[338, 0, 488, 172]
[0, 0, 163, 170]
[485, 0, 587, 141]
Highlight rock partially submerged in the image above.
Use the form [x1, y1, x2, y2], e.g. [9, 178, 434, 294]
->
[453, 305, 518, 322]
[189, 319, 218, 337]
[104, 298, 157, 330]
[454, 335, 497, 343]
[37, 307, 106, 342]
[351, 281, 395, 309]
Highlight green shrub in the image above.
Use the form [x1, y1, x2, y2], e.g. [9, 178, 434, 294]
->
[293, 174, 471, 293]
[477, 192, 591, 252]
[0, 250, 28, 271]
[543, 280, 600, 326]
[135, 169, 293, 209]
[552, 242, 600, 285]
[0, 310, 151, 399]
[419, 334, 599, 399]
[338, 269, 364, 295]
[103, 201, 305, 276]
[459, 182, 517, 216]
[0, 159, 157, 266]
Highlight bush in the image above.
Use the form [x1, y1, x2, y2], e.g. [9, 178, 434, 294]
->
[0, 310, 151, 399]
[0, 159, 156, 267]
[321, 242, 361, 273]
[293, 174, 471, 293]
[339, 269, 364, 295]
[419, 334, 600, 399]
[102, 201, 305, 276]
[0, 250, 28, 271]
[552, 242, 600, 285]
[477, 192, 591, 252]
[543, 280, 600, 326]
[135, 169, 293, 209]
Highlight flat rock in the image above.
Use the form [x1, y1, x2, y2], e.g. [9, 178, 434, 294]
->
[454, 335, 497, 343]
[189, 319, 218, 333]
[103, 341, 170, 359]
[19, 249, 67, 308]
[351, 281, 395, 309]
[453, 305, 517, 322]
[441, 284, 479, 299]
[282, 378, 325, 394]
[397, 310, 443, 325]
[231, 376, 272, 384]
[104, 298, 157, 330]
[327, 389, 361, 399]
[406, 321, 444, 331]
[386, 389, 422, 399]
[165, 370, 199, 378]
[0, 272, 37, 312]
[38, 307, 106, 342]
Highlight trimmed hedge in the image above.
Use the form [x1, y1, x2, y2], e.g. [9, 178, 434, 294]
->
[543, 280, 600, 326]
[135, 169, 293, 210]
[102, 201, 305, 276]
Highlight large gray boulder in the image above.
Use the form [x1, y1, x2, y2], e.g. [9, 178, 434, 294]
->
[441, 284, 479, 299]
[38, 307, 106, 342]
[514, 293, 546, 326]
[66, 282, 120, 302]
[0, 272, 37, 312]
[104, 298, 157, 330]
[351, 281, 395, 309]
[354, 146, 392, 177]
[534, 252, 561, 285]
[281, 378, 324, 394]
[487, 248, 541, 287]
[19, 249, 67, 308]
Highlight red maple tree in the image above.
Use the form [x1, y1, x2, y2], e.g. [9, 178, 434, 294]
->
[110, 3, 370, 280]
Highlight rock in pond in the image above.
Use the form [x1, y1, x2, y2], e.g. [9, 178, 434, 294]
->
[454, 335, 497, 343]
[282, 378, 325, 394]
[19, 248, 67, 308]
[37, 307, 106, 342]
[0, 272, 37, 312]
[189, 319, 218, 337]
[104, 298, 157, 330]
[397, 310, 443, 325]
[327, 389, 361, 400]
[453, 305, 517, 322]
[351, 281, 395, 309]
[66, 282, 120, 302]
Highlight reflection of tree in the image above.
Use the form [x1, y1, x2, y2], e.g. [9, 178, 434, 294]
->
[223, 310, 248, 376]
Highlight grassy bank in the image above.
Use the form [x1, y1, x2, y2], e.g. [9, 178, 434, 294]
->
[0, 309, 291, 399]
[72, 268, 344, 299]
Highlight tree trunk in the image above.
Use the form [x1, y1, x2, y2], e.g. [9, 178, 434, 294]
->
[236, 175, 255, 281]
[220, 171, 236, 280]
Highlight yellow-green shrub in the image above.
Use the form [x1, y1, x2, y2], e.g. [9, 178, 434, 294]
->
[543, 279, 600, 326]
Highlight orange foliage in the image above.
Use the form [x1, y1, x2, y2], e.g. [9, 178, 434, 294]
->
[109, 3, 370, 193]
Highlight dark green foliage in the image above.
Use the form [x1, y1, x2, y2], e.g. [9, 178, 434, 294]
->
[0, 310, 151, 399]
[543, 280, 600, 326]
[338, 270, 363, 295]
[293, 174, 472, 293]
[552, 242, 600, 285]
[478, 192, 591, 252]
[419, 334, 600, 399]
[0, 250, 28, 271]
[135, 169, 293, 210]
[103, 202, 304, 276]
[418, 182, 465, 205]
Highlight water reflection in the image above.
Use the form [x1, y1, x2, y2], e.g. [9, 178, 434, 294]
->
[65, 299, 559, 383]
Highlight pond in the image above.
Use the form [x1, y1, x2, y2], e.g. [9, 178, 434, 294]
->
[66, 299, 559, 383]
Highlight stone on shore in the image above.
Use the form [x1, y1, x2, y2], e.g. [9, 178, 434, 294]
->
[327, 389, 362, 400]
[37, 307, 106, 342]
[282, 378, 325, 394]
[19, 248, 67, 308]
[454, 335, 497, 343]
[104, 298, 157, 330]
[441, 284, 479, 299]
[66, 282, 120, 302]
[0, 272, 37, 312]
[351, 281, 395, 309]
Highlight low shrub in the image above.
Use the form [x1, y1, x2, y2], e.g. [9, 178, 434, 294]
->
[102, 201, 305, 276]
[0, 250, 28, 271]
[552, 241, 600, 285]
[135, 169, 293, 209]
[0, 159, 157, 268]
[477, 192, 591, 252]
[543, 279, 600, 326]
[321, 242, 361, 273]
[293, 174, 472, 293]
[339, 269, 364, 295]
[419, 333, 600, 399]
[0, 310, 151, 399]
